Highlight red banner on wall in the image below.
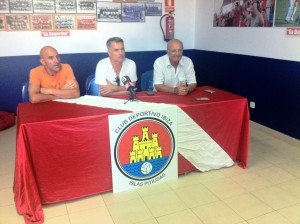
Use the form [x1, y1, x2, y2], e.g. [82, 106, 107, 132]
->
[286, 28, 300, 36]
[41, 31, 70, 37]
[165, 0, 175, 12]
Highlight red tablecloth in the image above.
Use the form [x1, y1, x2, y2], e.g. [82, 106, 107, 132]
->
[14, 86, 249, 224]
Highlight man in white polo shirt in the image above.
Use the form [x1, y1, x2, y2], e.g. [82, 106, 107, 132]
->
[95, 37, 137, 97]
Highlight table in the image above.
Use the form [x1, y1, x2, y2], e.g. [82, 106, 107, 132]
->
[14, 86, 249, 224]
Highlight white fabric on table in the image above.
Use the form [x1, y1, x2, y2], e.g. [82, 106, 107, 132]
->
[55, 96, 234, 171]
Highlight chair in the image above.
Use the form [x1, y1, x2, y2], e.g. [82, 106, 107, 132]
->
[86, 74, 100, 96]
[141, 70, 154, 91]
[22, 81, 29, 102]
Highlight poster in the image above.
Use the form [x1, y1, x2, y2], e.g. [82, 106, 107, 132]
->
[6, 14, 30, 31]
[9, 0, 33, 13]
[54, 14, 75, 29]
[0, 0, 9, 13]
[33, 0, 55, 14]
[55, 0, 76, 13]
[109, 108, 178, 193]
[145, 3, 162, 16]
[122, 2, 145, 22]
[274, 0, 300, 27]
[76, 14, 97, 29]
[97, 1, 122, 22]
[77, 0, 96, 14]
[213, 0, 275, 27]
[31, 15, 53, 30]
[0, 15, 6, 30]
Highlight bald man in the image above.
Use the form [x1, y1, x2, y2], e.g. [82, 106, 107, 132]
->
[28, 46, 80, 103]
[153, 39, 197, 95]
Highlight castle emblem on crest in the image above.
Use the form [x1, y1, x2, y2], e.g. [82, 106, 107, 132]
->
[130, 126, 163, 163]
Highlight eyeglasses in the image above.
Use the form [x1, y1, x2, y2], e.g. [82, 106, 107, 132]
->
[115, 76, 120, 86]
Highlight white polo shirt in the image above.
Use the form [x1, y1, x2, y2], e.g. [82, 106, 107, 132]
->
[95, 57, 137, 86]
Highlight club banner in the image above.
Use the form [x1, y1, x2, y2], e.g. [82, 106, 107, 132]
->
[109, 108, 178, 193]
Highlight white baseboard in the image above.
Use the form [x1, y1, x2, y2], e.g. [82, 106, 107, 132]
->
[250, 121, 300, 148]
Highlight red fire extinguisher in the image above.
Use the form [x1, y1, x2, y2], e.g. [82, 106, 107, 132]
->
[166, 14, 174, 40]
[160, 11, 175, 42]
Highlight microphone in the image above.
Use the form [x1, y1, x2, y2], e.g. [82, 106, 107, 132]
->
[121, 76, 136, 100]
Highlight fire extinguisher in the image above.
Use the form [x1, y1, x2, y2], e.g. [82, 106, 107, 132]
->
[160, 11, 175, 42]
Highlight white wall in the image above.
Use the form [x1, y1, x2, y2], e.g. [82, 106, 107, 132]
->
[195, 0, 300, 62]
[173, 0, 196, 49]
[2, 0, 300, 61]
[0, 0, 195, 57]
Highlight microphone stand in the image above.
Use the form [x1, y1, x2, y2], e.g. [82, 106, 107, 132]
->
[124, 89, 138, 104]
[124, 97, 137, 104]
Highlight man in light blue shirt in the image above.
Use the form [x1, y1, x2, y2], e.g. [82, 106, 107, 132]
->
[153, 39, 197, 95]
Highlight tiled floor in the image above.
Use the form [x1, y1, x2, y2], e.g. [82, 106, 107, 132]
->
[1, 122, 300, 224]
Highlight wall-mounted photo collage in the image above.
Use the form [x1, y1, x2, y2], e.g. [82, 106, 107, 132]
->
[0, 0, 162, 31]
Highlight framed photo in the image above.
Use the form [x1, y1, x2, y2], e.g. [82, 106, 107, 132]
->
[77, 0, 96, 14]
[213, 0, 276, 27]
[6, 15, 30, 31]
[113, 0, 137, 2]
[33, 0, 55, 14]
[54, 14, 75, 29]
[0, 15, 6, 31]
[97, 1, 122, 22]
[30, 15, 53, 31]
[9, 0, 33, 14]
[274, 0, 298, 27]
[76, 14, 97, 29]
[0, 0, 9, 14]
[145, 3, 162, 16]
[122, 2, 145, 22]
[55, 0, 76, 13]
